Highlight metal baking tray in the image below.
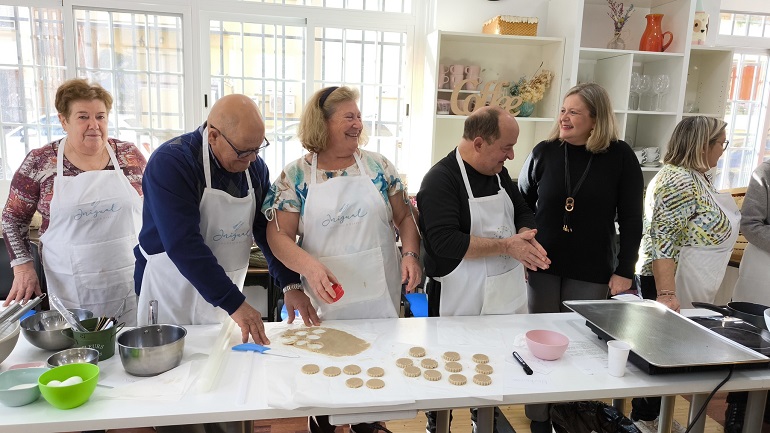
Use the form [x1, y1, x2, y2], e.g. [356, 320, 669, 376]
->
[563, 299, 770, 374]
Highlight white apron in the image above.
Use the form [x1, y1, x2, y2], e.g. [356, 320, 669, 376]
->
[40, 138, 142, 326]
[675, 173, 741, 309]
[732, 243, 770, 305]
[437, 150, 527, 316]
[137, 128, 255, 325]
[300, 152, 400, 320]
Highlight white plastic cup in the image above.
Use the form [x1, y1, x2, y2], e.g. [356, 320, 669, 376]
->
[607, 340, 632, 377]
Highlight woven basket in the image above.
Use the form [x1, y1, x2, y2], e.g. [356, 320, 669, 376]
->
[482, 16, 538, 36]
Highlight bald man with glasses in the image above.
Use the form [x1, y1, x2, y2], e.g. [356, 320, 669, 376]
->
[134, 94, 299, 344]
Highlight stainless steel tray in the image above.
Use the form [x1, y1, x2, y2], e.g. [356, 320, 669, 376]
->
[564, 299, 770, 374]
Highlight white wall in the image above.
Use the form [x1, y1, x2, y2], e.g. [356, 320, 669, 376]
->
[720, 0, 770, 14]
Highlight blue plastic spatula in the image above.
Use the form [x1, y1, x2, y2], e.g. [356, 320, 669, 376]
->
[231, 343, 299, 358]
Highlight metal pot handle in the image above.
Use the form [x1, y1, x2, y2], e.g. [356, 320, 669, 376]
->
[149, 299, 158, 325]
[691, 301, 732, 316]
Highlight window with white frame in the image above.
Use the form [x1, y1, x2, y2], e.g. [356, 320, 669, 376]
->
[233, 0, 411, 13]
[0, 5, 66, 179]
[73, 9, 186, 156]
[207, 16, 410, 180]
[713, 12, 770, 190]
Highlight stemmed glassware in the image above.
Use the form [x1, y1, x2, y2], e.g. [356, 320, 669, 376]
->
[629, 72, 640, 110]
[653, 74, 671, 111]
[638, 74, 652, 111]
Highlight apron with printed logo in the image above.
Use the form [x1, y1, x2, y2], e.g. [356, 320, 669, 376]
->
[436, 150, 527, 316]
[137, 128, 255, 325]
[675, 173, 741, 309]
[300, 152, 401, 320]
[40, 138, 142, 326]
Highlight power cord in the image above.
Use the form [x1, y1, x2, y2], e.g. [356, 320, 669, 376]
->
[683, 366, 733, 433]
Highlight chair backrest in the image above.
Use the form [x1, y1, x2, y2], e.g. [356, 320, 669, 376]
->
[0, 240, 45, 300]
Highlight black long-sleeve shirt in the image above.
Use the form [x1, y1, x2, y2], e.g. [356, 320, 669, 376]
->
[417, 149, 537, 278]
[518, 139, 643, 283]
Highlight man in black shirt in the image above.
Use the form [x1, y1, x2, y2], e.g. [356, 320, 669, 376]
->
[416, 106, 550, 433]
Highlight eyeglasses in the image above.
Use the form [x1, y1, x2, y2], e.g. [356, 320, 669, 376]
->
[209, 124, 270, 159]
[722, 140, 730, 150]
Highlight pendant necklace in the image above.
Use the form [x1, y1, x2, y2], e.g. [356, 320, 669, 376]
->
[563, 143, 593, 232]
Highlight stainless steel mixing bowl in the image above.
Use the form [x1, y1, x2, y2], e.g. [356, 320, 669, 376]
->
[46, 347, 100, 368]
[20, 309, 94, 351]
[117, 324, 186, 377]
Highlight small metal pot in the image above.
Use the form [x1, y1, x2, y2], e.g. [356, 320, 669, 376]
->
[117, 324, 186, 377]
[692, 301, 770, 330]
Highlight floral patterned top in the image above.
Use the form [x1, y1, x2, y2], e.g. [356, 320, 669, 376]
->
[261, 149, 406, 234]
[636, 164, 732, 276]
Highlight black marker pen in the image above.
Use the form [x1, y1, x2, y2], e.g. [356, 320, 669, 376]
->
[512, 351, 533, 375]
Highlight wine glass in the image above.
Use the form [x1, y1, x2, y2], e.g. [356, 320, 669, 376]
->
[637, 75, 652, 111]
[653, 74, 671, 111]
[629, 72, 641, 110]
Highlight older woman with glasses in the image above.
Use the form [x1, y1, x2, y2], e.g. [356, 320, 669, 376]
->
[630, 116, 736, 431]
[134, 94, 300, 344]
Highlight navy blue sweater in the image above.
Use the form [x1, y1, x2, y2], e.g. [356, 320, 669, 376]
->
[134, 124, 299, 315]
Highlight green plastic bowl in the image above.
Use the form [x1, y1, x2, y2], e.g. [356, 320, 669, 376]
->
[38, 363, 99, 409]
[0, 367, 47, 407]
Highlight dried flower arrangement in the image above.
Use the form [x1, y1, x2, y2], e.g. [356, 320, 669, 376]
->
[509, 67, 554, 104]
[607, 0, 635, 34]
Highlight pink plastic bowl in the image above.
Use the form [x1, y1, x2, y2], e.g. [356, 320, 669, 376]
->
[525, 329, 570, 360]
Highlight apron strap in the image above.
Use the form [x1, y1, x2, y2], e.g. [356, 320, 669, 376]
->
[455, 148, 502, 199]
[57, 138, 122, 177]
[309, 151, 367, 185]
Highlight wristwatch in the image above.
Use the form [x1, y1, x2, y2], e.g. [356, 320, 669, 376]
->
[282, 283, 303, 294]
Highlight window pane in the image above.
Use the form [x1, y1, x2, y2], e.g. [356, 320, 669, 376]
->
[75, 9, 184, 154]
[719, 13, 734, 35]
[210, 19, 306, 180]
[314, 26, 406, 168]
[0, 6, 66, 178]
[232, 0, 410, 12]
[748, 14, 764, 37]
[733, 14, 749, 36]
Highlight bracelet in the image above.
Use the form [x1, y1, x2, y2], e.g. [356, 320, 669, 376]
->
[656, 291, 676, 297]
[402, 251, 420, 260]
[282, 283, 303, 294]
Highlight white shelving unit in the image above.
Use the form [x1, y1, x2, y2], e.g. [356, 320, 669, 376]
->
[546, 0, 732, 178]
[420, 0, 733, 180]
[422, 31, 565, 176]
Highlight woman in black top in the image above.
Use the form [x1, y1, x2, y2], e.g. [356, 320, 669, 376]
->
[517, 83, 643, 433]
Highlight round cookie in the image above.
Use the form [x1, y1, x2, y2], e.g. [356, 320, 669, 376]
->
[294, 330, 309, 336]
[280, 336, 298, 345]
[367, 367, 385, 377]
[366, 379, 385, 389]
[311, 328, 327, 334]
[346, 377, 364, 388]
[423, 369, 442, 381]
[409, 346, 426, 357]
[295, 339, 308, 347]
[442, 351, 461, 362]
[445, 361, 463, 372]
[448, 373, 467, 386]
[301, 364, 320, 375]
[420, 358, 438, 369]
[343, 364, 362, 375]
[307, 334, 321, 340]
[323, 366, 341, 377]
[403, 366, 421, 377]
[307, 342, 324, 351]
[475, 364, 494, 375]
[396, 358, 414, 368]
[472, 353, 490, 364]
[473, 374, 492, 386]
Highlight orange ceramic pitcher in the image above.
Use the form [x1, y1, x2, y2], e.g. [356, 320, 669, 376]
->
[639, 14, 673, 52]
